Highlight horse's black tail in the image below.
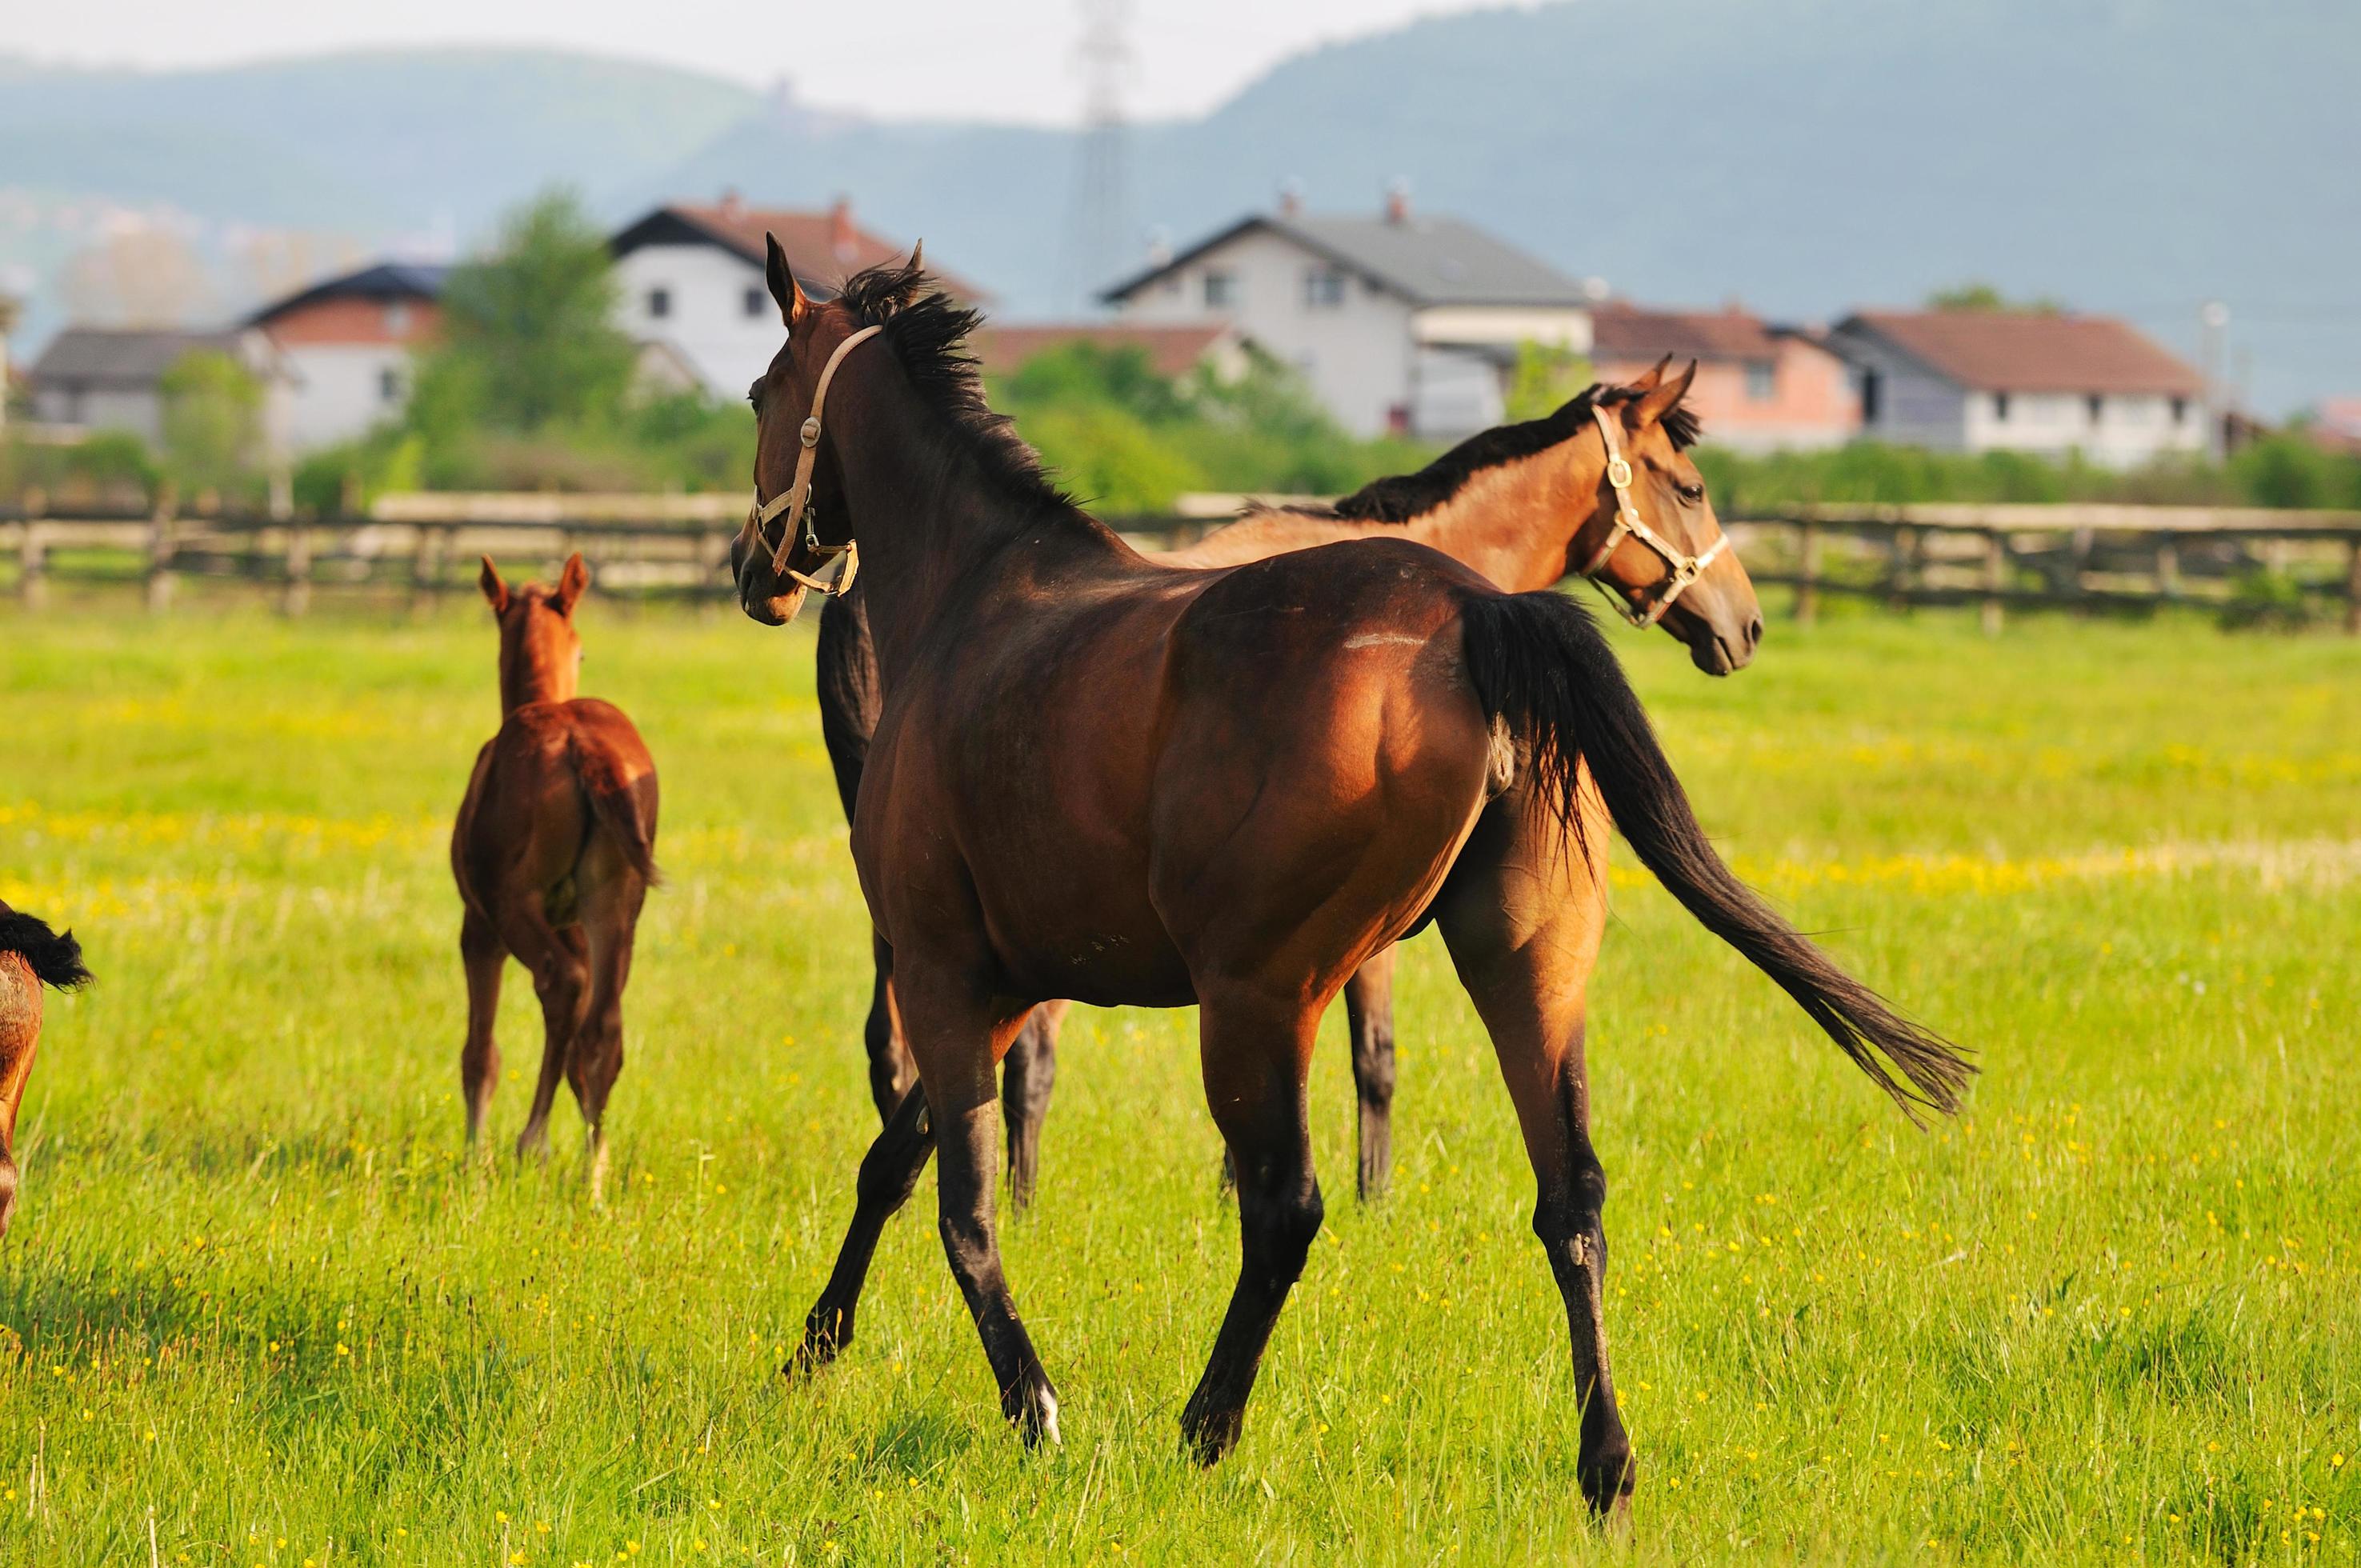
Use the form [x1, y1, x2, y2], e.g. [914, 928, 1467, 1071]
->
[0, 909, 93, 992]
[1458, 589, 1972, 1122]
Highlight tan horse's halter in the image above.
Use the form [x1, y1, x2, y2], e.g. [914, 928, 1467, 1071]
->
[743, 323, 885, 598]
[1575, 403, 1731, 628]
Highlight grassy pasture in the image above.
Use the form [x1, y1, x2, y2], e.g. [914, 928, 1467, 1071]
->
[0, 597, 2355, 1564]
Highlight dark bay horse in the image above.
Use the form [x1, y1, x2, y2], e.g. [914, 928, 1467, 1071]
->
[733, 251, 1967, 1521]
[452, 554, 660, 1194]
[818, 364, 1763, 1203]
[0, 902, 90, 1238]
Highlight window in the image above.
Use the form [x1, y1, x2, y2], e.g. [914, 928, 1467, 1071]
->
[385, 302, 410, 336]
[1992, 391, 2011, 422]
[379, 367, 402, 404]
[2170, 396, 2188, 424]
[1203, 270, 1236, 309]
[744, 286, 766, 318]
[1303, 267, 1346, 309]
[1744, 361, 1776, 402]
[1859, 369, 1881, 425]
[647, 286, 672, 319]
[2087, 394, 2105, 424]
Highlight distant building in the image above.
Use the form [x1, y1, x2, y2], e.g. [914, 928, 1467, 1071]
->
[609, 194, 988, 398]
[1590, 302, 1858, 453]
[2307, 397, 2361, 455]
[1099, 192, 1597, 439]
[24, 326, 289, 449]
[1827, 310, 2204, 466]
[248, 261, 448, 450]
[970, 321, 1254, 385]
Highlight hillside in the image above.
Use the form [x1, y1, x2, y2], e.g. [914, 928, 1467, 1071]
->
[4, 2, 2355, 410]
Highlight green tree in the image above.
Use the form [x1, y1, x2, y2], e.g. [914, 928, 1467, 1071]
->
[412, 189, 635, 437]
[158, 349, 262, 494]
[1503, 339, 1591, 422]
[1926, 282, 2065, 314]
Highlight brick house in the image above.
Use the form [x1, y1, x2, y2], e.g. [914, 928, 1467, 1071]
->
[248, 261, 448, 450]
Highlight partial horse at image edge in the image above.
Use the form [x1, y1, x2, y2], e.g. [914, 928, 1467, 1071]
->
[0, 902, 92, 1238]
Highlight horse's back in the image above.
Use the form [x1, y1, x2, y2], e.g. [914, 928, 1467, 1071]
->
[455, 700, 657, 914]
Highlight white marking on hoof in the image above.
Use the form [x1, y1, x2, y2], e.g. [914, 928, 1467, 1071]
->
[1038, 1390, 1062, 1446]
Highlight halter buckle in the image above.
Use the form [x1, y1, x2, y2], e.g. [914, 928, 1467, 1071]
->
[1606, 454, 1634, 490]
[799, 416, 822, 449]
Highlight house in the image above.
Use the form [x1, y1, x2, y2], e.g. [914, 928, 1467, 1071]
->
[1827, 310, 2205, 466]
[1589, 302, 1858, 454]
[248, 261, 448, 450]
[609, 194, 988, 399]
[970, 321, 1254, 385]
[24, 326, 289, 448]
[1099, 192, 1597, 439]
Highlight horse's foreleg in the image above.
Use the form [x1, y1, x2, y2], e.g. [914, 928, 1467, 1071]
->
[1343, 946, 1398, 1200]
[792, 1078, 934, 1373]
[459, 909, 505, 1150]
[1180, 987, 1323, 1466]
[999, 999, 1064, 1211]
[1435, 792, 1631, 1527]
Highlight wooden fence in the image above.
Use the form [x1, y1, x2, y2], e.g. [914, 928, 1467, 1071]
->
[3, 489, 2357, 634]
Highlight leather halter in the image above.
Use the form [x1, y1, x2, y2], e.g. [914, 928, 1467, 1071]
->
[1576, 403, 1731, 628]
[743, 323, 884, 598]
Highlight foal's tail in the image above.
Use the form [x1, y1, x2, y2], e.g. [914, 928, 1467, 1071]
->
[0, 907, 93, 992]
[573, 744, 662, 887]
[1457, 590, 1971, 1122]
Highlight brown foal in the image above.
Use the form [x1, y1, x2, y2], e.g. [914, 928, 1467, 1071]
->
[731, 251, 1968, 1522]
[818, 358, 1763, 1203]
[0, 902, 90, 1238]
[451, 554, 659, 1191]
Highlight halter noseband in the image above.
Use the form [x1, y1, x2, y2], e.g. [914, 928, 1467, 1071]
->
[743, 322, 885, 598]
[1575, 403, 1731, 628]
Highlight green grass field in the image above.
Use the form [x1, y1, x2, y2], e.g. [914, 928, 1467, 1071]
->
[2, 596, 2355, 1564]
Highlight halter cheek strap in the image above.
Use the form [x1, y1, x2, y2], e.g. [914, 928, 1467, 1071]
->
[745, 322, 885, 598]
[1579, 403, 1731, 628]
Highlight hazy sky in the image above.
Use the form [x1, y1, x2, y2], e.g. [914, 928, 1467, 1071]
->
[0, 0, 1512, 124]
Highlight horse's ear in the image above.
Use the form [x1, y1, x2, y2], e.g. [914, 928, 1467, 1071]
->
[906, 239, 924, 276]
[557, 552, 589, 614]
[1627, 355, 1672, 394]
[478, 556, 509, 613]
[766, 233, 809, 327]
[1632, 358, 1699, 429]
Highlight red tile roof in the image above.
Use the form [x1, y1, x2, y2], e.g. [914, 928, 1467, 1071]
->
[620, 198, 989, 304]
[972, 322, 1238, 381]
[1591, 302, 1783, 362]
[1843, 310, 2202, 396]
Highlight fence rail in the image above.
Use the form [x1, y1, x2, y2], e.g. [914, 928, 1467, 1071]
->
[3, 490, 2357, 632]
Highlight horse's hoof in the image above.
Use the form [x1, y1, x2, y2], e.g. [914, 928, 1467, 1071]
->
[1178, 1397, 1243, 1467]
[1581, 1448, 1637, 1532]
[1006, 1380, 1061, 1447]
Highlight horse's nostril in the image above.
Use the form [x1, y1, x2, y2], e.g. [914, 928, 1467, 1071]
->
[1747, 614, 1764, 650]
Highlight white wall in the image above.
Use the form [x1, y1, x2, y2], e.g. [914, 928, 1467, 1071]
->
[1114, 228, 1418, 438]
[280, 343, 411, 450]
[32, 385, 165, 445]
[613, 243, 781, 398]
[1962, 389, 2203, 466]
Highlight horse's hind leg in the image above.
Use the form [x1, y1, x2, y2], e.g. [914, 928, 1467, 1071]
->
[459, 908, 505, 1150]
[1435, 790, 1633, 1526]
[1000, 998, 1065, 1211]
[863, 934, 916, 1121]
[1343, 947, 1398, 1200]
[1180, 987, 1323, 1465]
[571, 866, 646, 1201]
[506, 908, 588, 1165]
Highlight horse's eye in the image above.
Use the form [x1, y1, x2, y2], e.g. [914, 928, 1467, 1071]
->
[747, 380, 764, 410]
[1676, 482, 1705, 504]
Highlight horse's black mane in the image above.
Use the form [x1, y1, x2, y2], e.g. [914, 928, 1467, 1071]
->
[836, 257, 1075, 511]
[1319, 384, 1703, 526]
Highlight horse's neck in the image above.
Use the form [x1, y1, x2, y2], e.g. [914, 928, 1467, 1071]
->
[499, 650, 574, 714]
[1407, 438, 1603, 592]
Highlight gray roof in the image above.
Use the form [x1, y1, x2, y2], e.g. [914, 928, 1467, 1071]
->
[28, 326, 246, 390]
[1103, 211, 1591, 309]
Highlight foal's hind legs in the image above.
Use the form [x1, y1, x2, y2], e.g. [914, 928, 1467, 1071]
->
[571, 871, 646, 1203]
[1437, 794, 1633, 1525]
[1000, 999, 1065, 1211]
[1180, 988, 1323, 1465]
[458, 909, 505, 1150]
[509, 914, 588, 1165]
[1343, 947, 1398, 1200]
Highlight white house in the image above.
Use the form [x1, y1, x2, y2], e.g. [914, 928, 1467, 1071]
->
[24, 326, 292, 450]
[1099, 193, 1598, 439]
[248, 262, 447, 450]
[609, 195, 987, 399]
[1827, 310, 2206, 467]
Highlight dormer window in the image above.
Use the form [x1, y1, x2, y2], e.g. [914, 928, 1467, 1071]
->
[1303, 267, 1346, 309]
[1203, 270, 1237, 309]
[386, 301, 410, 336]
[744, 287, 766, 318]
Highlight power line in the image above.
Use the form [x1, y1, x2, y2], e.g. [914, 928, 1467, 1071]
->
[1065, 0, 1136, 316]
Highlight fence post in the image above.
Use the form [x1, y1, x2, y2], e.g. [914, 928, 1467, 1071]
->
[1887, 524, 1919, 612]
[2345, 534, 2361, 637]
[1794, 518, 1820, 624]
[410, 523, 446, 616]
[281, 521, 311, 617]
[2155, 535, 2180, 601]
[1980, 528, 2006, 637]
[145, 483, 178, 614]
[18, 487, 46, 610]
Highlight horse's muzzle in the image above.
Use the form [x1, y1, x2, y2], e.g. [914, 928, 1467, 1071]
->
[734, 549, 806, 626]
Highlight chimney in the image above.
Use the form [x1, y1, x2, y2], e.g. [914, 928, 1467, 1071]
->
[1277, 179, 1303, 220]
[830, 196, 857, 263]
[1383, 178, 1411, 226]
[718, 187, 744, 220]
